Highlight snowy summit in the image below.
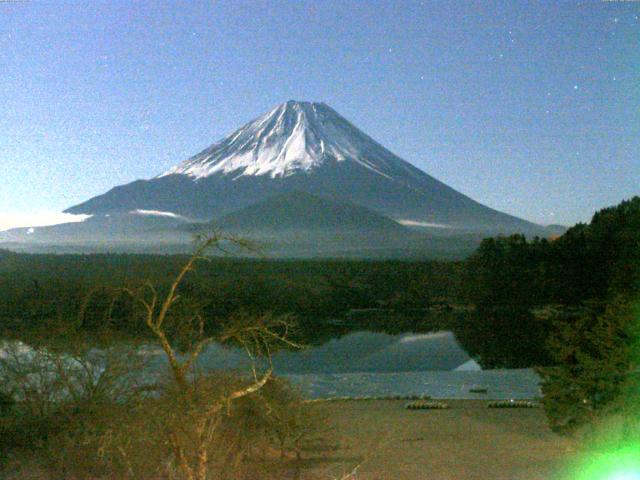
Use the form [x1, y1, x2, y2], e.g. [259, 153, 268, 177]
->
[160, 100, 404, 180]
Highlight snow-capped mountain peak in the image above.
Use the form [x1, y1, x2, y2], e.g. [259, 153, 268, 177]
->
[65, 100, 543, 236]
[160, 100, 396, 180]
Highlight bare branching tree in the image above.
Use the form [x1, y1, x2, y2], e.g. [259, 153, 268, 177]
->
[116, 234, 302, 480]
[1, 234, 317, 480]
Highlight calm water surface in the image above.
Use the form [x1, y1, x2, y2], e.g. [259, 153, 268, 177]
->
[194, 331, 540, 399]
[2, 331, 541, 400]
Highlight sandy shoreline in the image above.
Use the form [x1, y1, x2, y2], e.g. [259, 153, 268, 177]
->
[3, 399, 576, 479]
[296, 399, 575, 480]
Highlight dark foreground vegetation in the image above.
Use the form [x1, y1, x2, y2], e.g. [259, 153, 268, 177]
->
[1, 238, 324, 479]
[0, 250, 464, 348]
[465, 197, 640, 434]
[0, 197, 638, 477]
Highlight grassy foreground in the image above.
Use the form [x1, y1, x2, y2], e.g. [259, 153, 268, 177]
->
[299, 399, 575, 480]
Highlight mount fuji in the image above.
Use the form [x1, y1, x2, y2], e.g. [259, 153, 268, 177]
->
[2, 101, 558, 256]
[65, 100, 542, 234]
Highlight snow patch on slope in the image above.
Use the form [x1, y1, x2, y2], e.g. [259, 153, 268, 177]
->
[398, 220, 452, 229]
[130, 209, 188, 220]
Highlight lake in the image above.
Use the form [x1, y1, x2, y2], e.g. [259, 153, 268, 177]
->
[193, 330, 541, 399]
[1, 331, 542, 400]
[285, 369, 540, 400]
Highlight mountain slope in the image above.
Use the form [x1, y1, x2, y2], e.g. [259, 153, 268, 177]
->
[0, 211, 191, 246]
[66, 100, 543, 234]
[211, 191, 409, 233]
[181, 191, 481, 259]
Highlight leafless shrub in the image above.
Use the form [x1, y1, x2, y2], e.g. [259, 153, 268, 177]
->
[0, 340, 149, 478]
[1, 234, 320, 480]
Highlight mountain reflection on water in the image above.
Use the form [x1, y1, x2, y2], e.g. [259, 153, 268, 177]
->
[197, 330, 477, 374]
[193, 330, 539, 399]
[1, 331, 541, 400]
[190, 331, 539, 399]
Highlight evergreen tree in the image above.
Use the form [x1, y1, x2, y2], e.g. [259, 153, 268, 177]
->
[537, 297, 636, 434]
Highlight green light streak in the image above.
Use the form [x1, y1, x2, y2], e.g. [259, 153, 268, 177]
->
[568, 443, 640, 480]
[561, 301, 640, 480]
